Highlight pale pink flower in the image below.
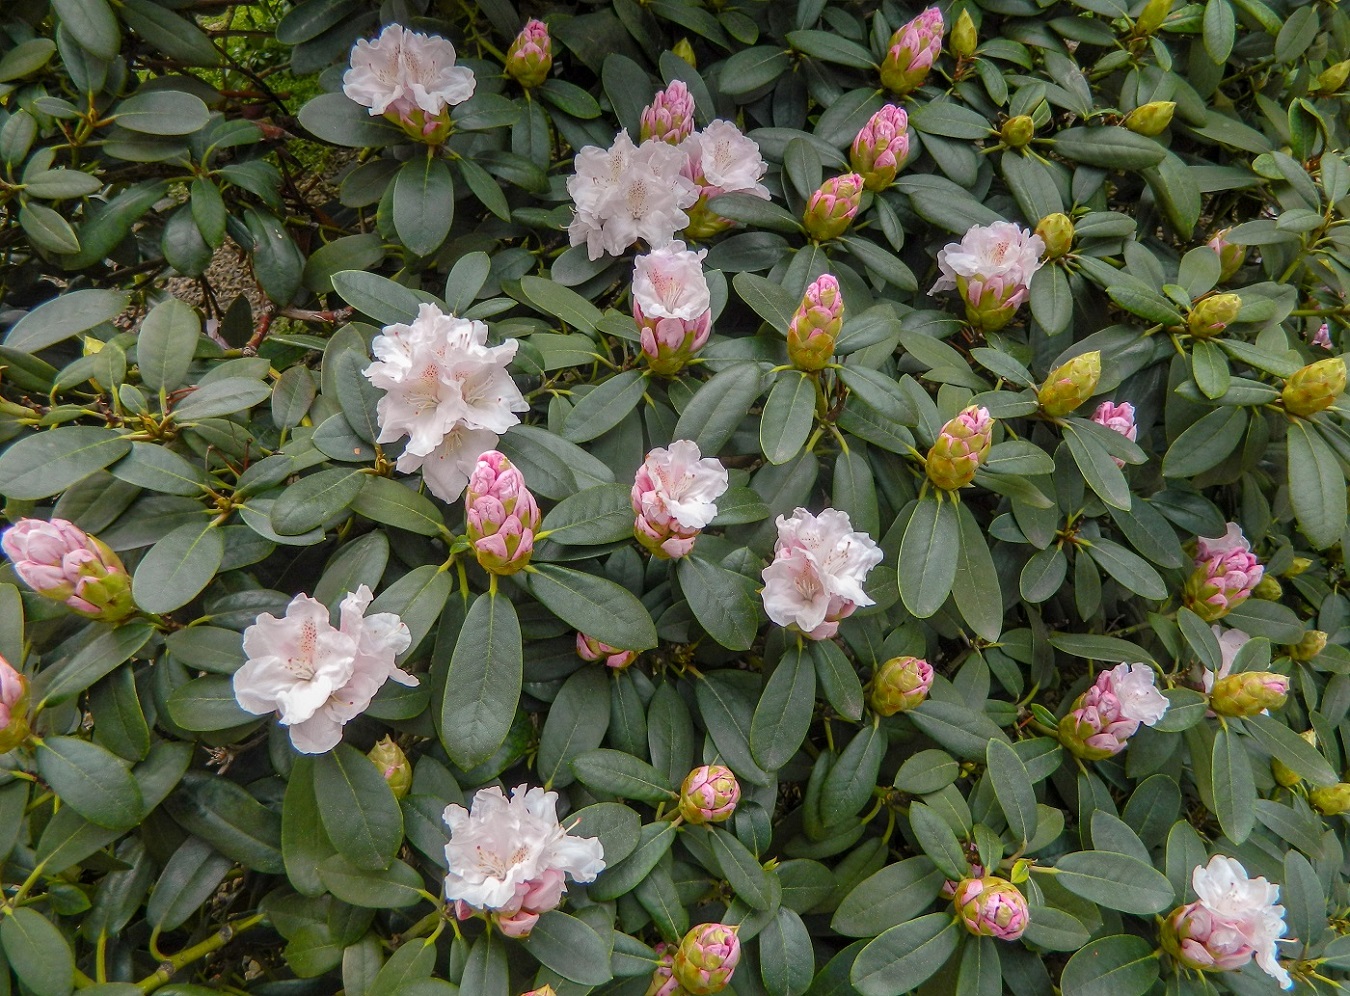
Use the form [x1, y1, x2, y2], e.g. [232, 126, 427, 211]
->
[633, 241, 712, 375]
[363, 303, 528, 502]
[679, 120, 769, 200]
[1185, 523, 1263, 622]
[931, 221, 1046, 331]
[343, 24, 475, 125]
[233, 586, 415, 754]
[761, 508, 882, 640]
[1058, 662, 1168, 760]
[1092, 400, 1138, 468]
[2, 517, 134, 620]
[1313, 323, 1333, 349]
[632, 441, 729, 559]
[1165, 855, 1292, 989]
[641, 80, 696, 144]
[443, 785, 605, 934]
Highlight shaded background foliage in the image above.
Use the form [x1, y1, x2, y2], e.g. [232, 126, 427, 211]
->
[0, 0, 1349, 993]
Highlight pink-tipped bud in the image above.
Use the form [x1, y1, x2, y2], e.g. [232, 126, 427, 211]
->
[1092, 401, 1137, 468]
[870, 656, 932, 716]
[849, 105, 910, 192]
[880, 7, 944, 96]
[505, 19, 552, 88]
[673, 924, 740, 996]
[0, 656, 29, 753]
[1209, 671, 1290, 717]
[1312, 323, 1333, 349]
[787, 274, 844, 371]
[926, 406, 993, 490]
[1188, 293, 1242, 338]
[465, 452, 540, 576]
[678, 764, 740, 824]
[577, 632, 638, 670]
[367, 736, 412, 799]
[1038, 351, 1102, 417]
[1207, 230, 1247, 283]
[2, 518, 135, 622]
[646, 944, 681, 996]
[631, 441, 728, 560]
[641, 80, 696, 145]
[952, 877, 1030, 941]
[803, 174, 864, 242]
[1282, 357, 1346, 417]
[634, 241, 712, 377]
[1058, 663, 1169, 761]
[1184, 523, 1263, 622]
[522, 988, 558, 996]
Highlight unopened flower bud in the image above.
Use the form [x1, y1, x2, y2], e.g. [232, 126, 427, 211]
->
[1038, 351, 1101, 417]
[0, 656, 29, 753]
[505, 19, 552, 88]
[803, 174, 864, 242]
[672, 39, 697, 68]
[1315, 59, 1350, 94]
[1282, 358, 1346, 417]
[1283, 557, 1313, 577]
[1035, 213, 1075, 259]
[952, 876, 1030, 940]
[1092, 400, 1137, 467]
[850, 105, 910, 192]
[870, 656, 933, 716]
[523, 987, 558, 996]
[1135, 0, 1174, 34]
[880, 7, 944, 96]
[1207, 230, 1247, 283]
[1123, 101, 1175, 136]
[1, 518, 135, 622]
[577, 632, 638, 670]
[646, 944, 680, 996]
[367, 736, 411, 799]
[1286, 630, 1328, 661]
[1185, 524, 1264, 621]
[926, 406, 994, 490]
[641, 80, 697, 145]
[465, 452, 540, 575]
[1001, 115, 1035, 149]
[673, 923, 740, 996]
[1209, 671, 1290, 717]
[1310, 783, 1350, 816]
[678, 764, 740, 824]
[951, 10, 978, 58]
[787, 274, 844, 371]
[1272, 729, 1317, 787]
[1253, 576, 1283, 600]
[1188, 293, 1242, 338]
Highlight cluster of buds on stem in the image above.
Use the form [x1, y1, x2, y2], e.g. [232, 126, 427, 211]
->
[0, 657, 29, 753]
[1000, 115, 1036, 149]
[678, 765, 740, 824]
[1208, 671, 1290, 717]
[869, 656, 933, 716]
[1286, 629, 1328, 662]
[2, 518, 136, 622]
[950, 10, 978, 59]
[1281, 358, 1346, 417]
[505, 19, 552, 89]
[850, 106, 910, 191]
[1187, 293, 1242, 338]
[879, 7, 944, 96]
[1038, 350, 1101, 417]
[641, 80, 696, 145]
[1183, 523, 1263, 622]
[1271, 729, 1317, 787]
[1310, 782, 1350, 816]
[1058, 663, 1169, 760]
[952, 876, 1030, 940]
[803, 174, 864, 242]
[465, 452, 540, 575]
[577, 633, 638, 670]
[672, 923, 741, 995]
[646, 944, 679, 996]
[926, 406, 994, 491]
[367, 736, 412, 799]
[787, 274, 844, 372]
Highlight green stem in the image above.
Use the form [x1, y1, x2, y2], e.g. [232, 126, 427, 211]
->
[135, 913, 266, 994]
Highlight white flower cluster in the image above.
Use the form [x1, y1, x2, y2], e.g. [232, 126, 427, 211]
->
[342, 24, 476, 120]
[363, 303, 528, 502]
[761, 508, 883, 640]
[567, 121, 767, 260]
[232, 586, 414, 753]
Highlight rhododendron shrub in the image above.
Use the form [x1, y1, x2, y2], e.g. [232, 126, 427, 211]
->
[0, 0, 1348, 994]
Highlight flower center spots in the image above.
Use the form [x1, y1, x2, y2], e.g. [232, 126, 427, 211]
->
[286, 620, 318, 680]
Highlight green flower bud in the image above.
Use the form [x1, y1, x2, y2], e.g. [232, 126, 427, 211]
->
[1315, 59, 1350, 94]
[1272, 730, 1317, 787]
[951, 10, 978, 58]
[1252, 576, 1284, 600]
[1035, 213, 1075, 259]
[1207, 230, 1247, 283]
[1187, 293, 1241, 338]
[367, 736, 412, 799]
[1287, 630, 1328, 661]
[1038, 351, 1102, 417]
[673, 924, 741, 996]
[1282, 358, 1347, 417]
[1283, 557, 1314, 577]
[672, 38, 697, 68]
[1209, 671, 1290, 717]
[1000, 115, 1036, 149]
[1123, 101, 1176, 136]
[1310, 783, 1350, 816]
[1135, 0, 1174, 34]
[926, 406, 994, 491]
[870, 656, 934, 716]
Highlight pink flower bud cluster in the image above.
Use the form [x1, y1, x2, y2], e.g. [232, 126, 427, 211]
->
[0, 656, 29, 753]
[632, 441, 729, 559]
[641, 80, 696, 144]
[1058, 663, 1169, 761]
[2, 518, 135, 621]
[646, 943, 680, 996]
[678, 764, 740, 824]
[787, 273, 844, 371]
[952, 876, 1030, 941]
[505, 19, 552, 89]
[1184, 522, 1264, 622]
[850, 105, 910, 191]
[673, 923, 741, 995]
[465, 451, 540, 575]
[803, 173, 865, 242]
[926, 406, 994, 490]
[576, 633, 638, 670]
[1092, 401, 1137, 467]
[880, 8, 944, 96]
